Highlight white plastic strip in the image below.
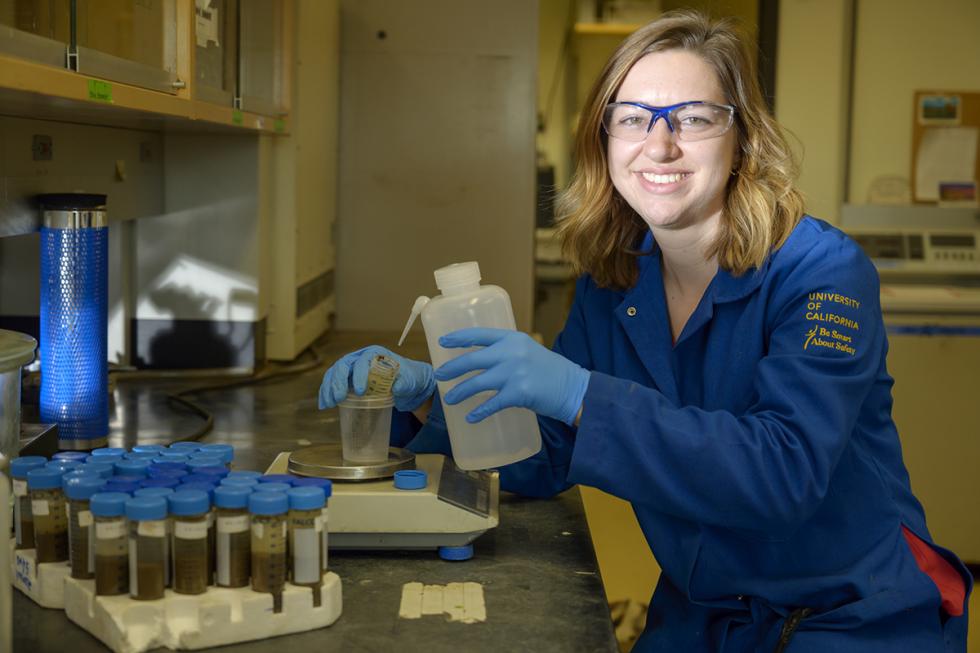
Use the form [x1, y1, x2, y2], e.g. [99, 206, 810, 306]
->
[398, 582, 486, 624]
[292, 528, 320, 583]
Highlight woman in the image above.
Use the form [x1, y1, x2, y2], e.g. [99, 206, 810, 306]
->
[319, 11, 970, 652]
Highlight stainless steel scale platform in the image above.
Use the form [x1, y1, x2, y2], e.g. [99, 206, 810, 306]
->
[267, 444, 500, 551]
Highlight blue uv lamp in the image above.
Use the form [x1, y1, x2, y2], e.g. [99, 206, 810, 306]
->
[38, 194, 109, 450]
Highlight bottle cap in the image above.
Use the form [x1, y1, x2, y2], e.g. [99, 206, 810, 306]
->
[249, 491, 288, 515]
[140, 476, 180, 489]
[10, 456, 47, 479]
[168, 489, 210, 515]
[126, 496, 168, 521]
[80, 461, 116, 479]
[91, 447, 127, 458]
[290, 477, 333, 498]
[134, 487, 175, 499]
[147, 465, 189, 479]
[45, 459, 82, 472]
[90, 492, 130, 517]
[287, 486, 326, 511]
[114, 460, 151, 477]
[52, 451, 88, 462]
[87, 453, 122, 464]
[197, 444, 234, 463]
[124, 451, 158, 461]
[63, 476, 105, 500]
[214, 486, 252, 509]
[433, 261, 481, 292]
[253, 482, 291, 494]
[167, 442, 201, 452]
[27, 467, 63, 490]
[103, 478, 142, 494]
[178, 482, 216, 500]
[438, 544, 474, 561]
[394, 469, 428, 490]
[227, 470, 262, 479]
[257, 474, 297, 485]
[221, 476, 259, 488]
[131, 445, 166, 454]
[186, 460, 227, 476]
[61, 469, 102, 489]
[155, 452, 190, 464]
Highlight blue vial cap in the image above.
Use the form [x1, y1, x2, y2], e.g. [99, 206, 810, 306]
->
[227, 470, 262, 480]
[10, 456, 48, 479]
[156, 452, 190, 463]
[126, 496, 168, 521]
[91, 447, 127, 457]
[193, 465, 229, 479]
[27, 467, 64, 489]
[168, 490, 210, 515]
[114, 460, 151, 477]
[64, 476, 106, 500]
[394, 470, 428, 491]
[132, 445, 166, 454]
[220, 476, 259, 488]
[52, 451, 89, 462]
[167, 442, 201, 452]
[61, 469, 102, 489]
[134, 487, 175, 499]
[140, 476, 180, 489]
[103, 479, 141, 494]
[249, 491, 288, 515]
[147, 463, 188, 476]
[197, 444, 234, 463]
[80, 461, 115, 479]
[180, 473, 218, 485]
[89, 492, 130, 517]
[258, 474, 297, 485]
[291, 477, 333, 498]
[252, 482, 291, 494]
[185, 458, 225, 472]
[86, 453, 122, 465]
[214, 486, 252, 509]
[124, 451, 158, 461]
[287, 486, 325, 511]
[178, 482, 216, 500]
[45, 459, 82, 472]
[438, 544, 474, 561]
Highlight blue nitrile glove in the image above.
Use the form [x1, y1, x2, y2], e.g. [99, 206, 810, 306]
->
[434, 328, 590, 426]
[318, 345, 436, 412]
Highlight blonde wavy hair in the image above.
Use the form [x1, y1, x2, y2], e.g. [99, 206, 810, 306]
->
[555, 10, 805, 290]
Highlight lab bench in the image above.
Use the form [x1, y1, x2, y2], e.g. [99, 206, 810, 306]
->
[12, 332, 618, 653]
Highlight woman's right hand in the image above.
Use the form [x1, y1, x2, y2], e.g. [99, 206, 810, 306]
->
[317, 345, 436, 413]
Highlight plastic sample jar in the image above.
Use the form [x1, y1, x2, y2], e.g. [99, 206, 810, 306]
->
[10, 456, 47, 549]
[292, 477, 333, 573]
[169, 490, 211, 595]
[126, 496, 167, 600]
[338, 393, 393, 464]
[90, 492, 130, 595]
[133, 487, 174, 586]
[26, 467, 69, 562]
[64, 475, 106, 579]
[214, 486, 252, 588]
[249, 491, 288, 613]
[287, 487, 326, 607]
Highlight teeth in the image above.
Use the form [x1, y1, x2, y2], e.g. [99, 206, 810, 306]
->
[641, 172, 687, 184]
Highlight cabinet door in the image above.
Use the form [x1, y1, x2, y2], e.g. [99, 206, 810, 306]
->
[0, 0, 71, 68]
[194, 0, 237, 105]
[238, 0, 285, 115]
[74, 0, 179, 93]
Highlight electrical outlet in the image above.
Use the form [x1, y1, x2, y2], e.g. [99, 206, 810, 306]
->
[32, 135, 52, 161]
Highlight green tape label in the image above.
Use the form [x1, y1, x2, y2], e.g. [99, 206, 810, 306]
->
[87, 79, 113, 103]
[274, 119, 285, 133]
[232, 109, 243, 125]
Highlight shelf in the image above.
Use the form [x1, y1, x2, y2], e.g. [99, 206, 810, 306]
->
[573, 22, 642, 36]
[0, 53, 287, 135]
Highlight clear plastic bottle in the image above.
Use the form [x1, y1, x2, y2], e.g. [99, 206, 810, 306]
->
[90, 492, 130, 596]
[26, 467, 69, 563]
[249, 491, 288, 613]
[214, 486, 251, 588]
[287, 487, 325, 606]
[10, 456, 46, 550]
[415, 261, 542, 470]
[64, 475, 106, 579]
[125, 496, 168, 600]
[169, 490, 211, 595]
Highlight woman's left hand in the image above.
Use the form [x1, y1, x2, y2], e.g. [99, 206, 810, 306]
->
[435, 328, 590, 426]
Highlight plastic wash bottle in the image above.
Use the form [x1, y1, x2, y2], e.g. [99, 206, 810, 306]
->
[399, 261, 542, 470]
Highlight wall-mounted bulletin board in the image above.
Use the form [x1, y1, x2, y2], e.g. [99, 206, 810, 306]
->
[911, 90, 980, 206]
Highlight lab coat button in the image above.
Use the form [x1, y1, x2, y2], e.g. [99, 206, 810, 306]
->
[626, 306, 637, 316]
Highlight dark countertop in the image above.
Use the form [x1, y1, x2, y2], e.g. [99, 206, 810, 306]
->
[13, 331, 618, 653]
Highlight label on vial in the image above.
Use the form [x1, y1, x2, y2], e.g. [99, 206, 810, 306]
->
[96, 521, 126, 539]
[79, 511, 93, 528]
[175, 521, 208, 540]
[207, 511, 215, 528]
[314, 515, 323, 533]
[129, 538, 139, 596]
[138, 521, 166, 538]
[13, 479, 27, 497]
[31, 500, 49, 516]
[218, 515, 249, 533]
[88, 524, 95, 573]
[252, 523, 263, 539]
[292, 528, 320, 583]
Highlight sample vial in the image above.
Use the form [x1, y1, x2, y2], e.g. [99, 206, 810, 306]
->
[287, 487, 326, 607]
[292, 477, 333, 573]
[114, 459, 151, 478]
[169, 490, 211, 594]
[214, 486, 252, 588]
[126, 496, 168, 600]
[366, 354, 400, 396]
[91, 492, 131, 595]
[10, 456, 47, 549]
[64, 476, 106, 579]
[26, 467, 69, 563]
[178, 482, 217, 584]
[133, 487, 174, 587]
[249, 492, 289, 613]
[198, 444, 234, 464]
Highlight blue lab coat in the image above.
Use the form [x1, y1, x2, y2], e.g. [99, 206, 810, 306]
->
[396, 216, 972, 652]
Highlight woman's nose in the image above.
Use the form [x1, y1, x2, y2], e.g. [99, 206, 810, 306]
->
[643, 118, 680, 160]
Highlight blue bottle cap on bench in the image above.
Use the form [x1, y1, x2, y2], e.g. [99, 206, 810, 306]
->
[394, 470, 428, 490]
[438, 544, 474, 561]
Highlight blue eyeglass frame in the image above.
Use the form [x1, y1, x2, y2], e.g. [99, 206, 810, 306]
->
[603, 100, 737, 137]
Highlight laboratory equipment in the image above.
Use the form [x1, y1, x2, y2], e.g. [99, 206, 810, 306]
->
[214, 486, 252, 588]
[338, 393, 394, 464]
[169, 490, 211, 594]
[249, 491, 289, 613]
[27, 467, 69, 562]
[287, 486, 326, 606]
[126, 496, 168, 600]
[91, 492, 130, 595]
[399, 261, 542, 470]
[38, 194, 109, 450]
[65, 476, 106, 579]
[0, 330, 36, 461]
[11, 455, 47, 549]
[366, 354, 399, 395]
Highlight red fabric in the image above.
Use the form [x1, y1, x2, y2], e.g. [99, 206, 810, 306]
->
[902, 525, 965, 617]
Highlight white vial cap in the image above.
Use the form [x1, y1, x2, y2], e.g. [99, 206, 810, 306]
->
[433, 261, 481, 292]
